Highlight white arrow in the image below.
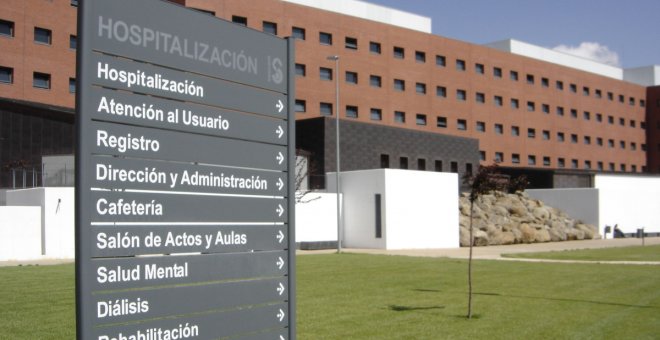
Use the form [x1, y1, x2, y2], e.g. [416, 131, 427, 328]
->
[276, 204, 284, 217]
[276, 100, 284, 113]
[277, 178, 284, 191]
[276, 257, 285, 270]
[277, 282, 285, 296]
[276, 152, 284, 165]
[277, 230, 285, 243]
[277, 309, 285, 322]
[276, 125, 284, 139]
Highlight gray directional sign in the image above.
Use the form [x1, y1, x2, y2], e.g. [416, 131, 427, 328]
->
[76, 0, 295, 339]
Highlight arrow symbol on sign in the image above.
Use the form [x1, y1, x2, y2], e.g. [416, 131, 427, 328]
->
[277, 230, 285, 243]
[276, 125, 284, 139]
[277, 309, 285, 322]
[277, 178, 284, 191]
[276, 152, 284, 165]
[277, 257, 285, 270]
[277, 282, 285, 296]
[276, 100, 284, 113]
[276, 204, 284, 217]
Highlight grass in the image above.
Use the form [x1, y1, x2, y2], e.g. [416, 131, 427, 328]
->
[501, 244, 660, 262]
[1, 254, 659, 339]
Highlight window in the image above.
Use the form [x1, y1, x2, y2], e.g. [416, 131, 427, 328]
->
[466, 163, 473, 176]
[416, 114, 427, 126]
[493, 67, 502, 78]
[630, 120, 636, 128]
[192, 8, 215, 15]
[597, 162, 604, 171]
[476, 121, 486, 132]
[370, 75, 382, 88]
[619, 118, 625, 126]
[400, 157, 408, 169]
[556, 106, 564, 116]
[69, 35, 77, 49]
[510, 98, 519, 109]
[33, 72, 51, 89]
[456, 59, 466, 71]
[295, 100, 306, 112]
[570, 109, 577, 118]
[415, 82, 426, 94]
[69, 78, 76, 93]
[370, 108, 382, 121]
[418, 159, 426, 171]
[557, 132, 565, 142]
[369, 41, 381, 54]
[380, 154, 390, 168]
[526, 74, 535, 84]
[494, 124, 503, 134]
[71, 0, 79, 6]
[584, 136, 591, 145]
[457, 119, 467, 130]
[510, 70, 518, 81]
[393, 46, 405, 59]
[456, 89, 466, 101]
[607, 92, 614, 101]
[569, 83, 577, 93]
[571, 134, 578, 143]
[538, 104, 549, 114]
[394, 111, 405, 123]
[292, 27, 306, 40]
[608, 139, 614, 148]
[262, 21, 277, 35]
[583, 86, 590, 96]
[511, 126, 520, 136]
[620, 141, 626, 149]
[528, 155, 536, 166]
[345, 105, 358, 118]
[583, 111, 591, 120]
[597, 137, 603, 146]
[34, 27, 52, 45]
[542, 130, 550, 140]
[494, 95, 503, 106]
[558, 158, 566, 168]
[608, 115, 614, 124]
[527, 101, 535, 112]
[319, 32, 332, 45]
[320, 102, 333, 116]
[475, 63, 485, 74]
[450, 161, 459, 173]
[232, 16, 247, 26]
[295, 63, 306, 77]
[609, 163, 615, 171]
[595, 89, 602, 98]
[319, 67, 333, 81]
[436, 86, 447, 98]
[556, 80, 564, 90]
[543, 157, 551, 167]
[572, 159, 579, 169]
[596, 113, 603, 122]
[0, 20, 13, 37]
[629, 97, 635, 106]
[394, 79, 405, 91]
[527, 128, 536, 138]
[541, 77, 549, 87]
[415, 51, 426, 63]
[0, 66, 13, 84]
[436, 55, 446, 67]
[512, 154, 520, 164]
[345, 71, 358, 84]
[434, 160, 443, 172]
[640, 100, 645, 107]
[345, 37, 358, 50]
[495, 152, 504, 163]
[437, 116, 447, 128]
[631, 142, 637, 151]
[476, 92, 485, 103]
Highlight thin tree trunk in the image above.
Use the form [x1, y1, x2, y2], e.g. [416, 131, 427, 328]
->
[467, 199, 474, 319]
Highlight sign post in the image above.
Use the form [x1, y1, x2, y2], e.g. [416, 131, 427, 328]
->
[76, 1, 295, 339]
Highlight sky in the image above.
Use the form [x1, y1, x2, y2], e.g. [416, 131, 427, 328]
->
[364, 0, 660, 68]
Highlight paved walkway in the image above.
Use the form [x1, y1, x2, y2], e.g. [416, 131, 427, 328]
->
[302, 237, 660, 265]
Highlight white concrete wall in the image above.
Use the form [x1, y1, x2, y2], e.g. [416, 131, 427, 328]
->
[295, 192, 339, 243]
[329, 169, 459, 249]
[624, 65, 660, 86]
[595, 175, 660, 235]
[6, 187, 75, 259]
[0, 207, 42, 261]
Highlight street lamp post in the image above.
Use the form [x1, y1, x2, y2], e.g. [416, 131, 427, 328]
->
[327, 55, 341, 253]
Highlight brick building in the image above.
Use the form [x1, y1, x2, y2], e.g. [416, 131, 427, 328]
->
[1, 0, 659, 188]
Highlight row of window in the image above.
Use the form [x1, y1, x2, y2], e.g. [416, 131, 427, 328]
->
[0, 19, 77, 49]
[298, 65, 644, 128]
[0, 66, 75, 92]
[379, 154, 472, 174]
[479, 151, 641, 173]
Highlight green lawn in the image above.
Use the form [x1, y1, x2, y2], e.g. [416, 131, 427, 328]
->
[502, 244, 660, 262]
[1, 254, 659, 339]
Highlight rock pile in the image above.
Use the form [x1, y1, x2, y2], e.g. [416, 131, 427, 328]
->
[459, 191, 600, 247]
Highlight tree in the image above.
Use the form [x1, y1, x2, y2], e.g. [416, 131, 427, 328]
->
[461, 163, 508, 319]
